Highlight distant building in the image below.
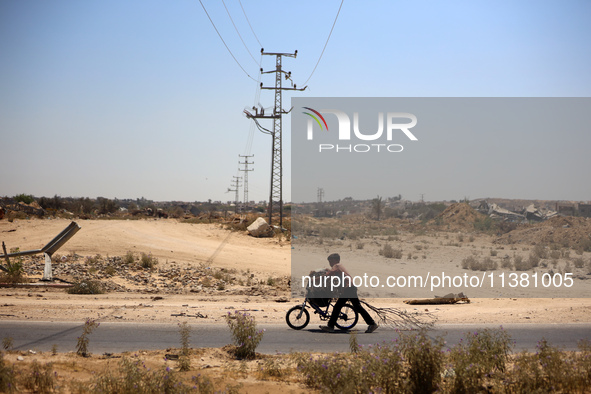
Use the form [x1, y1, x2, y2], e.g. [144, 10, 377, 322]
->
[578, 203, 591, 218]
[556, 203, 576, 216]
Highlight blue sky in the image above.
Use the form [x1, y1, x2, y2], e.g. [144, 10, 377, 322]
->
[1, 0, 590, 203]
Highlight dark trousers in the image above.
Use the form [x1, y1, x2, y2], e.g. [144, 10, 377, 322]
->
[328, 287, 376, 327]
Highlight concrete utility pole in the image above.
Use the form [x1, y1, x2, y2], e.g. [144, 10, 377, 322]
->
[245, 49, 306, 227]
[239, 154, 254, 210]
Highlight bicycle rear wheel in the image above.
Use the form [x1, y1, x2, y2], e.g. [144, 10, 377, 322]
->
[335, 303, 359, 330]
[286, 305, 310, 330]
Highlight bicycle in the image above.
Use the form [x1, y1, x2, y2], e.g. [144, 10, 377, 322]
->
[285, 295, 359, 330]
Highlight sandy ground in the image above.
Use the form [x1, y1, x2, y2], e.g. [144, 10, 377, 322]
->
[2, 217, 591, 392]
[0, 218, 590, 326]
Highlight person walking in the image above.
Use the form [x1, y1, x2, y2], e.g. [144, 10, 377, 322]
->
[319, 253, 378, 333]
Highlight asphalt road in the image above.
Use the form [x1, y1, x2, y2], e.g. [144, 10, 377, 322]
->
[1, 321, 590, 355]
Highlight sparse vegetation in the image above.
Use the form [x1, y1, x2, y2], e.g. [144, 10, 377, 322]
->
[462, 255, 498, 271]
[0, 352, 16, 392]
[178, 322, 191, 371]
[22, 360, 55, 393]
[0, 331, 590, 393]
[67, 280, 105, 295]
[447, 328, 512, 393]
[140, 252, 158, 269]
[379, 243, 403, 259]
[0, 249, 28, 284]
[92, 356, 198, 393]
[225, 311, 264, 360]
[76, 318, 100, 357]
[123, 251, 135, 265]
[513, 255, 538, 271]
[2, 337, 13, 351]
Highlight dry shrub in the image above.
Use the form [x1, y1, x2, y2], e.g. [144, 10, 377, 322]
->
[140, 253, 158, 269]
[0, 352, 16, 392]
[448, 328, 512, 393]
[294, 329, 442, 393]
[67, 280, 105, 295]
[572, 257, 585, 269]
[462, 256, 498, 271]
[379, 244, 402, 259]
[21, 361, 55, 393]
[513, 255, 537, 271]
[507, 339, 591, 393]
[91, 357, 199, 393]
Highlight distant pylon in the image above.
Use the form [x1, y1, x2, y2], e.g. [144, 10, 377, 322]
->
[239, 154, 254, 210]
[317, 188, 324, 203]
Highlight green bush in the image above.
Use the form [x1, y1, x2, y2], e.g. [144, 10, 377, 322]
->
[13, 194, 35, 204]
[0, 250, 27, 284]
[225, 311, 264, 360]
[140, 253, 158, 269]
[123, 251, 135, 265]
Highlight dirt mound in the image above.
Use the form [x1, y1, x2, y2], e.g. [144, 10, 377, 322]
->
[430, 203, 487, 230]
[494, 216, 591, 249]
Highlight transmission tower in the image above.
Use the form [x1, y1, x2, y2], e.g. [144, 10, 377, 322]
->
[239, 154, 254, 210]
[317, 187, 324, 203]
[227, 176, 242, 213]
[244, 49, 306, 227]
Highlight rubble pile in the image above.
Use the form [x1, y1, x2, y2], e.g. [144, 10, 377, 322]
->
[19, 254, 289, 297]
[494, 216, 591, 249]
[430, 203, 487, 230]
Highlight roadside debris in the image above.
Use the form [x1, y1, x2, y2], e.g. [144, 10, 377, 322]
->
[404, 292, 470, 305]
[171, 312, 208, 318]
[247, 217, 274, 237]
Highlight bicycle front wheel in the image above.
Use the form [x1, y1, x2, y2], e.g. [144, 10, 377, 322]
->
[335, 303, 359, 330]
[286, 305, 310, 330]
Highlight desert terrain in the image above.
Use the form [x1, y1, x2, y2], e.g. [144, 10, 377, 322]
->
[0, 214, 590, 325]
[1, 212, 591, 392]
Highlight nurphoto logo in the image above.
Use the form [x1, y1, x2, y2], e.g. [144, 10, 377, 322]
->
[302, 107, 418, 153]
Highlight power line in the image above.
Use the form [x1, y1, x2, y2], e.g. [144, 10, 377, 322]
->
[244, 53, 263, 156]
[302, 0, 344, 86]
[221, 0, 260, 66]
[198, 0, 258, 82]
[238, 0, 263, 48]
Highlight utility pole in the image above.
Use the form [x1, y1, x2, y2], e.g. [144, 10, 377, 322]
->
[239, 154, 254, 210]
[244, 49, 306, 227]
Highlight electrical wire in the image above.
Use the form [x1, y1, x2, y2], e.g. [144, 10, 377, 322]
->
[222, 0, 260, 66]
[238, 0, 263, 48]
[244, 53, 263, 155]
[302, 0, 344, 86]
[198, 0, 258, 82]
